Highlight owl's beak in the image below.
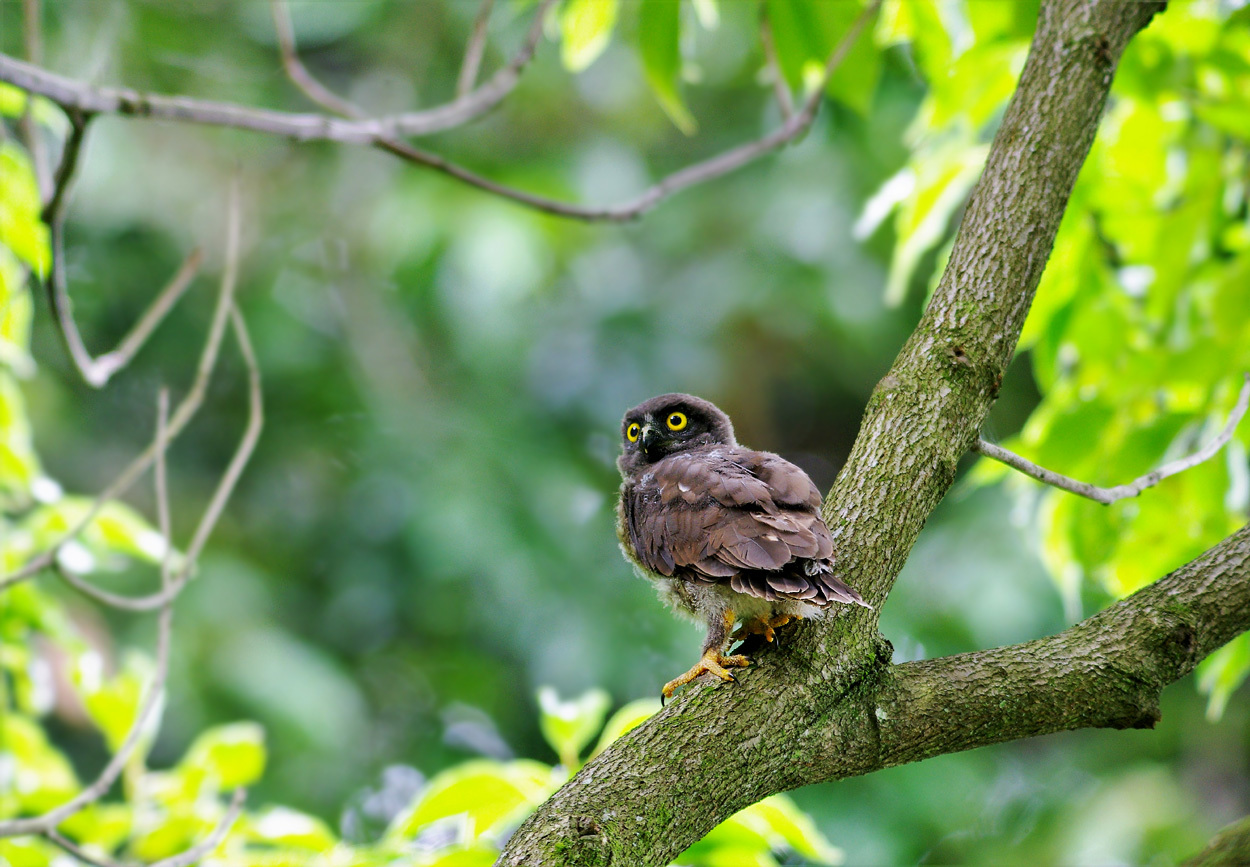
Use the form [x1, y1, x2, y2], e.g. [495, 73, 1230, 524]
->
[640, 425, 663, 458]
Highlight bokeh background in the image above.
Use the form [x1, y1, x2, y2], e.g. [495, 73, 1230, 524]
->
[3, 1, 1248, 864]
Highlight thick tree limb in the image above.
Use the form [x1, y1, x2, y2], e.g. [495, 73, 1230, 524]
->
[498, 1, 1168, 863]
[974, 373, 1250, 504]
[1184, 814, 1250, 867]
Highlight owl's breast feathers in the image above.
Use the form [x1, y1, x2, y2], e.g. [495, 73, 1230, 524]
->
[617, 446, 867, 608]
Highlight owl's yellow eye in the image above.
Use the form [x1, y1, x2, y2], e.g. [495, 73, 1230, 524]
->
[666, 412, 688, 431]
[626, 422, 641, 442]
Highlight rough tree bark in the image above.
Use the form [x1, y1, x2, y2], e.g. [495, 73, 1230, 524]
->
[493, 2, 1244, 865]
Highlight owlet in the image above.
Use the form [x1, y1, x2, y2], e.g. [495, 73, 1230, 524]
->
[616, 393, 869, 701]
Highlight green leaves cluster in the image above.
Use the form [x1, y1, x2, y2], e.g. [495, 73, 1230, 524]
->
[556, 0, 881, 134]
[868, 2, 1250, 715]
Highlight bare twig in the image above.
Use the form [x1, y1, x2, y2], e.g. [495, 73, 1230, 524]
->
[373, 0, 879, 221]
[42, 112, 205, 387]
[51, 304, 262, 611]
[270, 0, 363, 119]
[44, 829, 127, 867]
[42, 789, 245, 867]
[975, 374, 1250, 505]
[759, 10, 794, 121]
[458, 0, 496, 98]
[0, 391, 179, 839]
[0, 183, 241, 589]
[0, 0, 878, 223]
[148, 789, 246, 867]
[0, 552, 174, 837]
[182, 304, 263, 568]
[18, 0, 51, 199]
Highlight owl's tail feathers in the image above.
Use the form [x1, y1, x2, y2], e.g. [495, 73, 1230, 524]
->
[806, 561, 872, 609]
[818, 575, 873, 609]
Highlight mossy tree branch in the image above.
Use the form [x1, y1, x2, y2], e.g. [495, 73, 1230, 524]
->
[497, 1, 1189, 864]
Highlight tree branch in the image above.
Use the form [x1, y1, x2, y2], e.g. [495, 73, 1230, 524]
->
[499, 1, 1169, 863]
[269, 0, 363, 119]
[1, 182, 241, 589]
[973, 372, 1250, 505]
[0, 0, 551, 142]
[759, 9, 794, 121]
[42, 788, 245, 867]
[457, 0, 497, 98]
[41, 112, 205, 388]
[1184, 814, 1250, 867]
[0, 0, 874, 223]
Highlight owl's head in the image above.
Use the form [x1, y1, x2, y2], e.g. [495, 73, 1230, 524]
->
[617, 393, 737, 474]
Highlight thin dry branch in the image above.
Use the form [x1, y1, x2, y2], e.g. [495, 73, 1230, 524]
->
[0, 183, 241, 589]
[42, 789, 245, 867]
[270, 0, 363, 119]
[3, 308, 259, 842]
[18, 0, 51, 198]
[59, 0, 556, 141]
[759, 10, 794, 121]
[373, 0, 879, 221]
[0, 552, 174, 837]
[0, 0, 877, 223]
[0, 390, 178, 839]
[42, 112, 205, 387]
[975, 373, 1250, 505]
[458, 0, 497, 98]
[51, 304, 262, 611]
[148, 789, 246, 867]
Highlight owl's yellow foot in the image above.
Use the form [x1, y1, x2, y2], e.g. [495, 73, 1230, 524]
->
[731, 613, 798, 644]
[661, 649, 750, 703]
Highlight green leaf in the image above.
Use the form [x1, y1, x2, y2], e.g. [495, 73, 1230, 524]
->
[743, 795, 844, 865]
[246, 806, 337, 851]
[0, 245, 35, 376]
[0, 83, 67, 130]
[560, 0, 620, 72]
[1, 713, 80, 813]
[884, 140, 988, 306]
[74, 650, 153, 753]
[591, 696, 661, 757]
[537, 686, 611, 767]
[638, 0, 696, 134]
[1199, 633, 1250, 721]
[0, 143, 50, 276]
[180, 722, 268, 789]
[0, 370, 40, 503]
[387, 759, 556, 842]
[19, 497, 175, 572]
[768, 0, 881, 114]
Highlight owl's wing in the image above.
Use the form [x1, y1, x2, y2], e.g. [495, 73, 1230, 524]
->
[625, 449, 865, 606]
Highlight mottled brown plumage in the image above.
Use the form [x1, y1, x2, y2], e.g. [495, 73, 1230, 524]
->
[616, 393, 869, 700]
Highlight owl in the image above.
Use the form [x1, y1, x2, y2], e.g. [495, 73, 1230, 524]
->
[616, 393, 869, 701]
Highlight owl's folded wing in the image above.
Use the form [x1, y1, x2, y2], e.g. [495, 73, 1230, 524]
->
[624, 450, 856, 606]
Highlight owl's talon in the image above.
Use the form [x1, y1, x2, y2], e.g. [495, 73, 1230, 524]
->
[661, 649, 752, 700]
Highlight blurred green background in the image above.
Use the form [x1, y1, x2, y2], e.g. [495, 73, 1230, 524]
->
[2, 0, 1249, 864]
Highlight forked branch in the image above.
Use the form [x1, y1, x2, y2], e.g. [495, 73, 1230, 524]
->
[975, 373, 1250, 505]
[42, 112, 204, 388]
[1, 182, 242, 589]
[1, 0, 878, 223]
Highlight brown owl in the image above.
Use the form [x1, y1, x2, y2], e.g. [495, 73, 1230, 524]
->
[616, 393, 869, 701]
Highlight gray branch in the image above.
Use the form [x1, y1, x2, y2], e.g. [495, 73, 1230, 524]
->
[974, 372, 1250, 505]
[0, 0, 875, 223]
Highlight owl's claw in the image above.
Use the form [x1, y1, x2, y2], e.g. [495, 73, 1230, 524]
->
[661, 649, 751, 702]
